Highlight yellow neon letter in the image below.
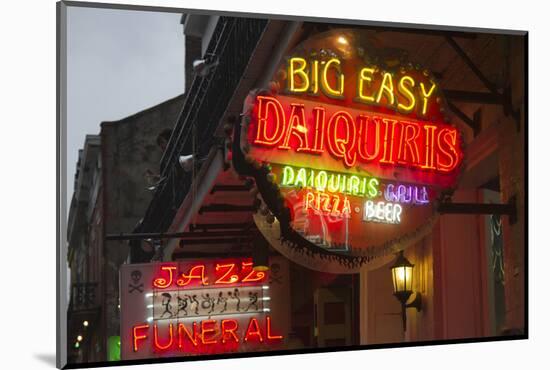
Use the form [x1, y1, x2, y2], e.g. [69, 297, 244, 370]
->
[321, 58, 344, 97]
[357, 67, 376, 103]
[420, 82, 436, 115]
[376, 73, 395, 106]
[311, 59, 319, 94]
[281, 166, 295, 186]
[397, 76, 416, 112]
[288, 57, 309, 93]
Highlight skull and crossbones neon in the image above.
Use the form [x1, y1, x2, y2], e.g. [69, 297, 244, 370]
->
[129, 270, 144, 293]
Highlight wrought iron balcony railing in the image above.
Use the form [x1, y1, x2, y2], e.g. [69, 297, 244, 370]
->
[140, 16, 268, 233]
[69, 282, 99, 312]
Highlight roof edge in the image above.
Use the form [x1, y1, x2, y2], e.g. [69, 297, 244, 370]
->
[100, 93, 185, 128]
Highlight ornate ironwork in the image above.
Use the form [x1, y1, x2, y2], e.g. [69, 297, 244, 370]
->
[69, 282, 99, 311]
[140, 16, 268, 233]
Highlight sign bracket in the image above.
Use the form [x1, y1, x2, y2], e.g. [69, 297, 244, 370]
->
[437, 194, 517, 224]
[447, 101, 482, 135]
[444, 36, 521, 131]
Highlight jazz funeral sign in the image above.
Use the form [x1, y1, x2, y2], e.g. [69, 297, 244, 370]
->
[120, 258, 286, 360]
[240, 30, 463, 252]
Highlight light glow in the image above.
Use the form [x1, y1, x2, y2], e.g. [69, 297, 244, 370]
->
[131, 318, 283, 353]
[283, 56, 443, 116]
[280, 165, 379, 198]
[153, 323, 174, 350]
[304, 190, 351, 218]
[363, 200, 402, 224]
[337, 36, 348, 45]
[250, 95, 462, 175]
[384, 184, 429, 205]
[392, 265, 413, 292]
[153, 266, 176, 289]
[132, 324, 149, 352]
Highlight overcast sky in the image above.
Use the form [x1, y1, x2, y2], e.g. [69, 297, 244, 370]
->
[67, 6, 185, 204]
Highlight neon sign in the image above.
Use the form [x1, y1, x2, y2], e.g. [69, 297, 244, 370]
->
[304, 190, 352, 218]
[281, 165, 379, 198]
[286, 57, 437, 116]
[151, 285, 270, 320]
[384, 184, 429, 205]
[234, 29, 464, 254]
[364, 200, 403, 224]
[132, 316, 283, 353]
[152, 261, 266, 289]
[251, 95, 461, 175]
[275, 164, 431, 225]
[122, 258, 284, 358]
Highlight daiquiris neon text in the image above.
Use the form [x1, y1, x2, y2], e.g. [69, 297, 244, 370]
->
[280, 165, 379, 198]
[236, 38, 463, 251]
[252, 95, 461, 173]
[277, 165, 431, 225]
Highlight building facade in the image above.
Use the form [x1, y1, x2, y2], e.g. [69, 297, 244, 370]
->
[67, 95, 185, 363]
[68, 12, 526, 365]
[121, 15, 525, 359]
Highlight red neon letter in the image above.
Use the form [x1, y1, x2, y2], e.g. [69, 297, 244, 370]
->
[304, 191, 315, 211]
[342, 196, 351, 217]
[177, 264, 208, 287]
[397, 121, 421, 165]
[311, 107, 326, 153]
[326, 111, 357, 167]
[215, 263, 239, 284]
[436, 128, 460, 172]
[244, 318, 264, 343]
[380, 118, 398, 165]
[153, 323, 174, 351]
[178, 322, 199, 348]
[254, 96, 286, 146]
[357, 115, 381, 162]
[421, 125, 437, 170]
[201, 319, 218, 345]
[221, 319, 240, 344]
[266, 316, 283, 340]
[132, 324, 149, 352]
[321, 192, 331, 213]
[153, 266, 176, 289]
[241, 262, 266, 282]
[279, 103, 310, 151]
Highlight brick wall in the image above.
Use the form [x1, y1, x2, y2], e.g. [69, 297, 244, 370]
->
[99, 94, 185, 354]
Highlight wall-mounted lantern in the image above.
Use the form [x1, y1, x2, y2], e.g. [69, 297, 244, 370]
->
[390, 251, 422, 332]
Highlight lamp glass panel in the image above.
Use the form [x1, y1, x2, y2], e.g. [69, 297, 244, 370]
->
[404, 266, 413, 291]
[391, 266, 399, 292]
[392, 265, 413, 293]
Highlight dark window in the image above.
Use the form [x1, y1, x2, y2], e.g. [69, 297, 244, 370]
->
[324, 302, 346, 325]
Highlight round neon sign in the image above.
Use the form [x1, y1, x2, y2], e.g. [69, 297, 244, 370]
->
[232, 29, 464, 271]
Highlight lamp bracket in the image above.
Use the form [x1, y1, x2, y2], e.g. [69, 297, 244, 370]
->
[406, 292, 423, 312]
